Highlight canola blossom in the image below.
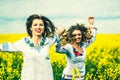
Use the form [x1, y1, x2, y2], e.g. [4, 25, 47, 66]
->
[0, 34, 120, 80]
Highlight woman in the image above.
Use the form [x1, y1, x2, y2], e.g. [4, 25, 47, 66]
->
[0, 14, 64, 80]
[56, 23, 97, 80]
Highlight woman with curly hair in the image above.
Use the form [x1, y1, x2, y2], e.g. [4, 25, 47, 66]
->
[56, 23, 97, 80]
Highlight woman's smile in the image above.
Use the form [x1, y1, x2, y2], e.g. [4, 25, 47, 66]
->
[36, 29, 41, 33]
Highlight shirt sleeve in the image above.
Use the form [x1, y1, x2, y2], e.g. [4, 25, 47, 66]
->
[56, 41, 68, 53]
[56, 42, 86, 62]
[0, 42, 18, 51]
[47, 33, 60, 46]
[0, 44, 2, 51]
[83, 27, 97, 48]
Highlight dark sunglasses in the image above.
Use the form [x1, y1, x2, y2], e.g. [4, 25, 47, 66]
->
[72, 33, 81, 37]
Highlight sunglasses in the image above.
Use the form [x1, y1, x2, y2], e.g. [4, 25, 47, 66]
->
[72, 33, 81, 37]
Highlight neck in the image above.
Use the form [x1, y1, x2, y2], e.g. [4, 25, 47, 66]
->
[72, 42, 80, 48]
[31, 35, 41, 45]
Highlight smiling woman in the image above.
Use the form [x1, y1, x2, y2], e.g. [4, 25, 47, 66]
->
[30, 19, 44, 36]
[56, 23, 97, 80]
[0, 14, 65, 80]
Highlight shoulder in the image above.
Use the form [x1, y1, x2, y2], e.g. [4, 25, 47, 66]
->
[13, 37, 28, 47]
[15, 37, 26, 44]
[63, 43, 72, 50]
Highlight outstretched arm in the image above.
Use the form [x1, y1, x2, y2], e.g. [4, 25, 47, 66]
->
[0, 44, 2, 51]
[0, 42, 18, 51]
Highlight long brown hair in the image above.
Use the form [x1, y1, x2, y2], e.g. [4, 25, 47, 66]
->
[61, 23, 93, 45]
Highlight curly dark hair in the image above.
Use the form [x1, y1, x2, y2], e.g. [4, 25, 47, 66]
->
[67, 23, 87, 43]
[61, 23, 93, 45]
[26, 14, 56, 37]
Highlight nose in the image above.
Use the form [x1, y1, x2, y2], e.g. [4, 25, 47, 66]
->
[76, 35, 82, 40]
[37, 24, 44, 29]
[37, 25, 42, 29]
[37, 25, 40, 28]
[76, 34, 81, 37]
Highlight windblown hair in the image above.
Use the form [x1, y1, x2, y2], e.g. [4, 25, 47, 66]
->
[26, 14, 56, 37]
[61, 23, 93, 45]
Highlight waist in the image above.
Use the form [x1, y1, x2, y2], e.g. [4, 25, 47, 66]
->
[63, 74, 84, 78]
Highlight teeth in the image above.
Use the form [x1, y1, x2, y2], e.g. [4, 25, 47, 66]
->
[37, 29, 40, 31]
[36, 30, 41, 33]
[36, 30, 41, 32]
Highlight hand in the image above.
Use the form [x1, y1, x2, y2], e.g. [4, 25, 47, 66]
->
[57, 27, 66, 37]
[88, 17, 94, 25]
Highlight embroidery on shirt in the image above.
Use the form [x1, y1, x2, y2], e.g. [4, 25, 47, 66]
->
[73, 48, 83, 57]
[2, 42, 9, 51]
[24, 37, 48, 52]
[71, 68, 81, 80]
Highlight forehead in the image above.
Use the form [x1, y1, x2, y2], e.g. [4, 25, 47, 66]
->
[72, 30, 81, 34]
[32, 19, 43, 23]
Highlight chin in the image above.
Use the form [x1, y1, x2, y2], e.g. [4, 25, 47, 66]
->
[76, 41, 80, 43]
[36, 34, 42, 36]
[37, 32, 42, 35]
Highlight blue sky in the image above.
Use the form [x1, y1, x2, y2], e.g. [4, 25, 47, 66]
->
[0, 0, 120, 34]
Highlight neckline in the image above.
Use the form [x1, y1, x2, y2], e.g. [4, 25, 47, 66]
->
[24, 37, 47, 48]
[73, 47, 84, 57]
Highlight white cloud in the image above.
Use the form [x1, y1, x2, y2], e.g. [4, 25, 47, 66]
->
[0, 0, 119, 17]
[95, 19, 120, 33]
[0, 20, 26, 33]
[0, 0, 120, 33]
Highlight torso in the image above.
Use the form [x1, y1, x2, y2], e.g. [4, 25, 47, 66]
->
[13, 37, 53, 80]
[62, 44, 86, 79]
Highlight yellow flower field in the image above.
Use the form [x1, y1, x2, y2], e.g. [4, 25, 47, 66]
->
[0, 34, 120, 80]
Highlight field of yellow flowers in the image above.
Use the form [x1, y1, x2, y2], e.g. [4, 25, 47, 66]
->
[0, 34, 120, 80]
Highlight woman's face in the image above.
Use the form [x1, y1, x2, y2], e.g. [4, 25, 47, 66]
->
[30, 19, 44, 37]
[72, 30, 82, 43]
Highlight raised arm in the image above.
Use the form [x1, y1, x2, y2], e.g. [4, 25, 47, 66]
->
[83, 27, 97, 48]
[47, 27, 66, 46]
[56, 27, 66, 37]
[82, 17, 97, 48]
